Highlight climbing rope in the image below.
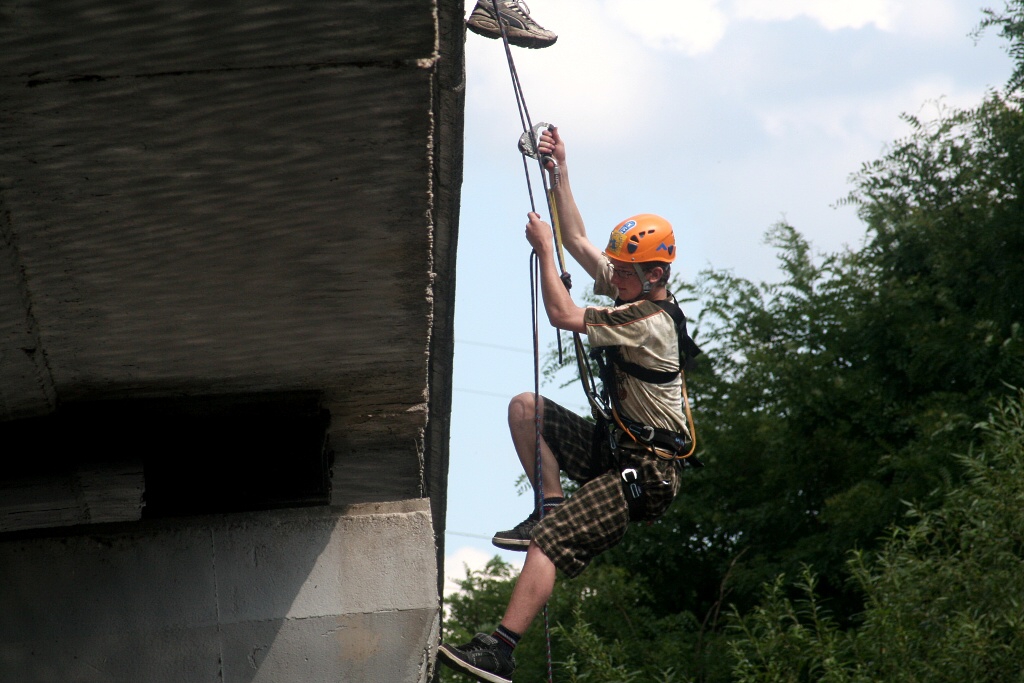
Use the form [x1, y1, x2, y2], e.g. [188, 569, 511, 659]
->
[485, 8, 699, 679]
[487, 2, 557, 680]
[527, 249, 555, 683]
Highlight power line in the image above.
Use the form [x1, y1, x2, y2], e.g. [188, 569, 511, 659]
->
[452, 387, 510, 399]
[456, 338, 533, 355]
[445, 530, 492, 541]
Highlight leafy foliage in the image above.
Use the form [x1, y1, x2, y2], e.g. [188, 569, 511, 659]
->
[978, 0, 1024, 94]
[729, 570, 857, 683]
[729, 389, 1024, 683]
[443, 557, 704, 682]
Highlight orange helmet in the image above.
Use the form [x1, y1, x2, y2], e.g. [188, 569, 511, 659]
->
[603, 214, 676, 263]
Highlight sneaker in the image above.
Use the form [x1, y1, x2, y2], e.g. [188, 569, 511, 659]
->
[437, 633, 516, 683]
[491, 511, 538, 551]
[466, 0, 558, 49]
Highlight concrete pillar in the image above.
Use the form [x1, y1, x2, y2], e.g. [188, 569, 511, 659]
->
[0, 499, 439, 682]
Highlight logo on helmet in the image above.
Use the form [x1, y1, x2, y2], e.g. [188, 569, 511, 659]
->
[617, 220, 636, 234]
[606, 232, 626, 254]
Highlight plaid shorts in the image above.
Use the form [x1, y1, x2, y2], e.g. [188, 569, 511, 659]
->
[532, 397, 682, 578]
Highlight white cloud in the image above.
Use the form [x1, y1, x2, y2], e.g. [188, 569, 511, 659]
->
[464, 0, 664, 146]
[732, 0, 895, 31]
[731, 0, 964, 37]
[605, 0, 729, 55]
[443, 546, 522, 598]
[886, 0, 961, 38]
[596, 0, 964, 57]
[755, 77, 991, 143]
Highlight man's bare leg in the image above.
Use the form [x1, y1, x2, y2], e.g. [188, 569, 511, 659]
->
[508, 392, 564, 498]
[500, 541, 557, 634]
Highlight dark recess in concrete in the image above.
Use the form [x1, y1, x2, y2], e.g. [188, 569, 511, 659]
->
[1, 391, 332, 518]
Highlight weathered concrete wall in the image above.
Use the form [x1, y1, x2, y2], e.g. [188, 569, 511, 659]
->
[0, 500, 439, 682]
[0, 0, 462, 506]
[0, 0, 465, 678]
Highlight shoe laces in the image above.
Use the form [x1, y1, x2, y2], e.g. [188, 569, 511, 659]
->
[464, 636, 498, 653]
[504, 0, 533, 19]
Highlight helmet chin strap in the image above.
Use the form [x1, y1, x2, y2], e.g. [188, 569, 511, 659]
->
[617, 264, 660, 303]
[633, 263, 652, 295]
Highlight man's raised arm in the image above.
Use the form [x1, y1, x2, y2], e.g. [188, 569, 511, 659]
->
[538, 127, 603, 279]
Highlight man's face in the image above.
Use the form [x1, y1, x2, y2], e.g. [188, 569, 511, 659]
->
[609, 258, 645, 301]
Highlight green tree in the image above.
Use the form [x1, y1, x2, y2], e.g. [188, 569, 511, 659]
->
[729, 389, 1024, 683]
[443, 557, 700, 682]
[620, 41, 1024, 637]
[444, 4, 1024, 680]
[979, 0, 1024, 93]
[446, 84, 1024, 680]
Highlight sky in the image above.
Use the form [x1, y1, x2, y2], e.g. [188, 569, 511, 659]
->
[443, 0, 1014, 596]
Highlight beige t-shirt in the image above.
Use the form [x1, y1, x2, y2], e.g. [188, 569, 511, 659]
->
[583, 256, 690, 437]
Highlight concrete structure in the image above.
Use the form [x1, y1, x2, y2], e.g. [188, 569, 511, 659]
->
[0, 1, 465, 681]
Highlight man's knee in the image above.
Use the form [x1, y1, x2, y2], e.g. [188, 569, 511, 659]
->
[508, 392, 543, 428]
[525, 540, 556, 572]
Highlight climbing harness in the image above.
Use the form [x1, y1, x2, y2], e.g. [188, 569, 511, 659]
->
[620, 467, 644, 519]
[592, 298, 703, 464]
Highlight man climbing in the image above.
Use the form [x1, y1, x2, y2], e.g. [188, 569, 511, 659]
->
[466, 0, 557, 49]
[437, 127, 697, 683]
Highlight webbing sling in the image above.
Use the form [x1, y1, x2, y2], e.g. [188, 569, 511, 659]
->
[609, 299, 702, 383]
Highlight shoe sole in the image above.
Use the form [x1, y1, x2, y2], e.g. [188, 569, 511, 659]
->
[437, 644, 512, 683]
[467, 18, 557, 49]
[491, 535, 531, 551]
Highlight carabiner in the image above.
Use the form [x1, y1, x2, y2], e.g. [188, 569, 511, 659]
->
[518, 121, 556, 169]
